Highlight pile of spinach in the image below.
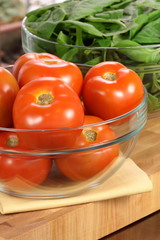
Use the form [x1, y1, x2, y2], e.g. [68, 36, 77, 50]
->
[26, 0, 160, 113]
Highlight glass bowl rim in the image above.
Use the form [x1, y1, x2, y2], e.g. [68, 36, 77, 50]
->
[0, 85, 148, 132]
[22, 17, 160, 50]
[0, 89, 147, 156]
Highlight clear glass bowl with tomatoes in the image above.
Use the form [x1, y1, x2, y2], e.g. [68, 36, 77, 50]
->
[0, 64, 148, 199]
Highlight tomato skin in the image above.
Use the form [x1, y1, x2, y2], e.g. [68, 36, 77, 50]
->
[12, 77, 84, 150]
[12, 52, 60, 80]
[84, 61, 127, 84]
[17, 58, 83, 95]
[82, 61, 144, 120]
[0, 131, 35, 152]
[0, 132, 52, 190]
[13, 77, 84, 129]
[0, 67, 19, 127]
[56, 115, 119, 181]
[0, 155, 52, 190]
[0, 132, 27, 151]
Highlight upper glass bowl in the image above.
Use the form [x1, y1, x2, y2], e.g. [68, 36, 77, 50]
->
[0, 66, 148, 198]
[21, 0, 160, 117]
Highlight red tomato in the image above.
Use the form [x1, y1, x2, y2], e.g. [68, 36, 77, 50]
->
[0, 67, 19, 127]
[0, 132, 52, 190]
[0, 131, 27, 151]
[12, 77, 84, 150]
[17, 57, 83, 95]
[12, 52, 60, 80]
[82, 61, 144, 120]
[56, 115, 119, 181]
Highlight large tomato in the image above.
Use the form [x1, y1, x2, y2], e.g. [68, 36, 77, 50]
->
[0, 132, 52, 190]
[17, 57, 83, 95]
[0, 67, 19, 127]
[82, 61, 144, 120]
[12, 77, 84, 150]
[56, 115, 119, 181]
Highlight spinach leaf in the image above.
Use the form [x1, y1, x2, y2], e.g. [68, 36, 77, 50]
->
[114, 40, 160, 63]
[35, 9, 52, 22]
[27, 4, 55, 20]
[87, 22, 107, 35]
[95, 9, 124, 19]
[86, 16, 127, 28]
[133, 18, 160, 44]
[110, 0, 133, 9]
[85, 56, 103, 65]
[129, 14, 149, 39]
[55, 31, 72, 57]
[27, 7, 66, 40]
[86, 16, 136, 37]
[147, 93, 160, 112]
[136, 0, 160, 10]
[68, 0, 122, 20]
[94, 38, 111, 47]
[63, 20, 104, 37]
[61, 47, 79, 62]
[27, 21, 57, 39]
[103, 21, 136, 37]
[148, 9, 160, 21]
[123, 2, 139, 19]
[130, 10, 160, 41]
[75, 27, 84, 46]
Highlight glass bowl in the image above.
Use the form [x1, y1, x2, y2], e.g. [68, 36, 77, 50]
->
[0, 66, 148, 199]
[21, 14, 160, 117]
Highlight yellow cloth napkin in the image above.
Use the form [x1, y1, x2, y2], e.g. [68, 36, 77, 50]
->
[0, 158, 152, 214]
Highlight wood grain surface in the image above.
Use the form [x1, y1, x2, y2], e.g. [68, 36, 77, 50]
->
[0, 117, 159, 240]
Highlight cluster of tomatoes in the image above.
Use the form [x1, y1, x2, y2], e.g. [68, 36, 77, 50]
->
[0, 52, 144, 189]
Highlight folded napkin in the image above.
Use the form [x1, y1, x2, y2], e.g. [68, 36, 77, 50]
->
[0, 158, 152, 214]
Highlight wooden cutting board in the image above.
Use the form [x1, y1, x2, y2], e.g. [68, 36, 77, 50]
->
[0, 117, 159, 240]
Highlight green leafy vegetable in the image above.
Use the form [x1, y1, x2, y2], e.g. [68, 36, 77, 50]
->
[67, 0, 122, 20]
[63, 20, 104, 37]
[133, 18, 160, 44]
[136, 0, 160, 9]
[95, 9, 124, 19]
[114, 40, 160, 63]
[148, 93, 160, 112]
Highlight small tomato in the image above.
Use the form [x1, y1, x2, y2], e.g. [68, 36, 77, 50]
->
[56, 115, 119, 181]
[0, 132, 52, 190]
